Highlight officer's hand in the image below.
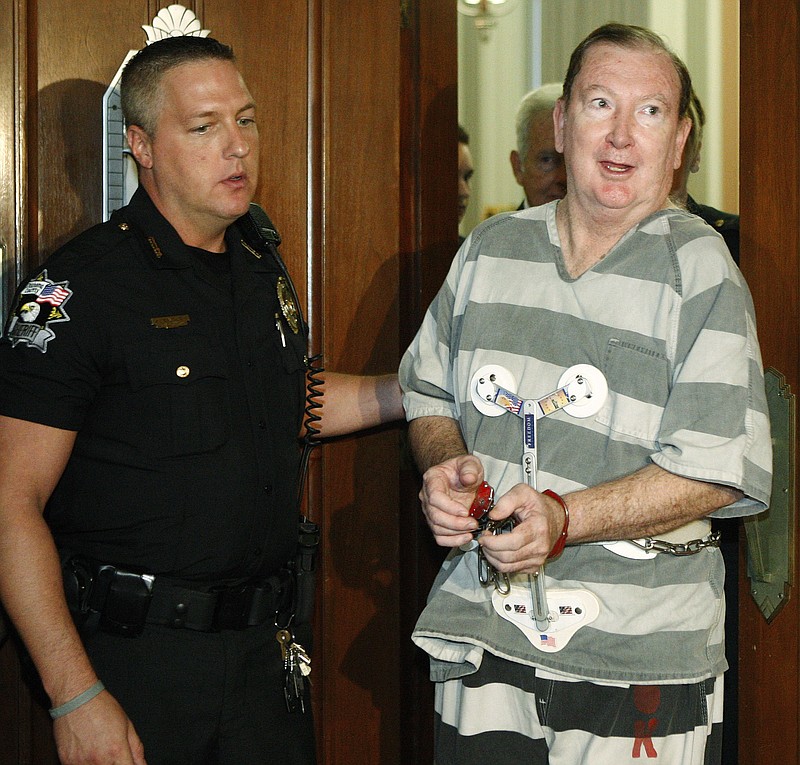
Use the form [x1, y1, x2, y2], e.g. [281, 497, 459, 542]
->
[54, 690, 147, 765]
[478, 483, 565, 574]
[420, 454, 485, 546]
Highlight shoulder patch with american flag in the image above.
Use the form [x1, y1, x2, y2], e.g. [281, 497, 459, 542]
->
[5, 270, 73, 352]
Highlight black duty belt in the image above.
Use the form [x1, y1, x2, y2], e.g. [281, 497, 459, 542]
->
[145, 574, 294, 631]
[62, 557, 294, 637]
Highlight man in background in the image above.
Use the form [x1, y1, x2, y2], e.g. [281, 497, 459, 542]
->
[458, 124, 474, 239]
[671, 88, 739, 261]
[509, 82, 567, 208]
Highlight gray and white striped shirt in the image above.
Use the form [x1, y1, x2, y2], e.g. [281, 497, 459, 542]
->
[401, 201, 771, 684]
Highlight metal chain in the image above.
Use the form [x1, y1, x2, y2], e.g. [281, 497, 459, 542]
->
[628, 530, 722, 556]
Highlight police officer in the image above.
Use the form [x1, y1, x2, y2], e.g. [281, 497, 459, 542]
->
[671, 87, 740, 262]
[0, 36, 400, 765]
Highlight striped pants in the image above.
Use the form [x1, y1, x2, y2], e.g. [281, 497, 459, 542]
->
[434, 652, 723, 764]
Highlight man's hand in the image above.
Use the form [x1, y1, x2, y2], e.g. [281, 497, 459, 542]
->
[478, 484, 566, 575]
[54, 691, 147, 765]
[420, 455, 485, 546]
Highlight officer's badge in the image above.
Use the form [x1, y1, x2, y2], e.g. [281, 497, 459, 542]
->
[276, 276, 300, 334]
[5, 270, 73, 352]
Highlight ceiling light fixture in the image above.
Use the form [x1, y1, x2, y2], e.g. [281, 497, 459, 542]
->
[457, 0, 520, 40]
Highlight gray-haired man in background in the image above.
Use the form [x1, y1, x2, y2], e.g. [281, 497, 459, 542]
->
[509, 82, 567, 208]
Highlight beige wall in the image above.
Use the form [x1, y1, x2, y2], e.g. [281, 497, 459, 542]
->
[458, 0, 739, 236]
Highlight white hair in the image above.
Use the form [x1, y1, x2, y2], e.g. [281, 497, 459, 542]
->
[515, 82, 563, 165]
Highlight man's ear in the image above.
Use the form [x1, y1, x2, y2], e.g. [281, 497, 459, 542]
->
[672, 116, 692, 171]
[126, 125, 153, 169]
[510, 150, 524, 184]
[553, 98, 566, 154]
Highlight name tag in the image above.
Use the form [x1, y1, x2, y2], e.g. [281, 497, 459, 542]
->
[150, 315, 190, 329]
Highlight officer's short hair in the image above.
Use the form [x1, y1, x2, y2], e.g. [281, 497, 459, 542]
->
[514, 83, 562, 167]
[562, 23, 692, 119]
[121, 36, 236, 136]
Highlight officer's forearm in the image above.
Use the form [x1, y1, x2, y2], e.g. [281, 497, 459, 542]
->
[314, 372, 404, 438]
[0, 416, 95, 707]
[0, 505, 98, 707]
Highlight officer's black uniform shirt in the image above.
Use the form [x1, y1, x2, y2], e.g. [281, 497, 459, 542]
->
[0, 188, 307, 584]
[686, 194, 740, 265]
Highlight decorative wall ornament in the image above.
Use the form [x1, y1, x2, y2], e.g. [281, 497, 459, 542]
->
[143, 5, 210, 43]
[102, 5, 211, 220]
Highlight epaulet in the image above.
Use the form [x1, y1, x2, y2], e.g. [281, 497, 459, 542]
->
[693, 202, 740, 234]
[43, 214, 138, 272]
[708, 213, 739, 232]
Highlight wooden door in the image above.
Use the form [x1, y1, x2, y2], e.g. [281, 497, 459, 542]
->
[0, 0, 455, 762]
[738, 1, 800, 762]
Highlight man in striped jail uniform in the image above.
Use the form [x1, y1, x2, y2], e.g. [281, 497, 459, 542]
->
[400, 23, 771, 765]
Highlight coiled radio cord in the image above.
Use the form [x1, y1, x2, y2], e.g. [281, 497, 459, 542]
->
[296, 352, 325, 508]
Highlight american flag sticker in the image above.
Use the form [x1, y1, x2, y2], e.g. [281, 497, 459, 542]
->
[539, 634, 556, 648]
[36, 283, 71, 306]
[495, 387, 523, 415]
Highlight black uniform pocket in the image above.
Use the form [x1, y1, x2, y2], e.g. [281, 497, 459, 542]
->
[124, 335, 231, 457]
[260, 319, 307, 434]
